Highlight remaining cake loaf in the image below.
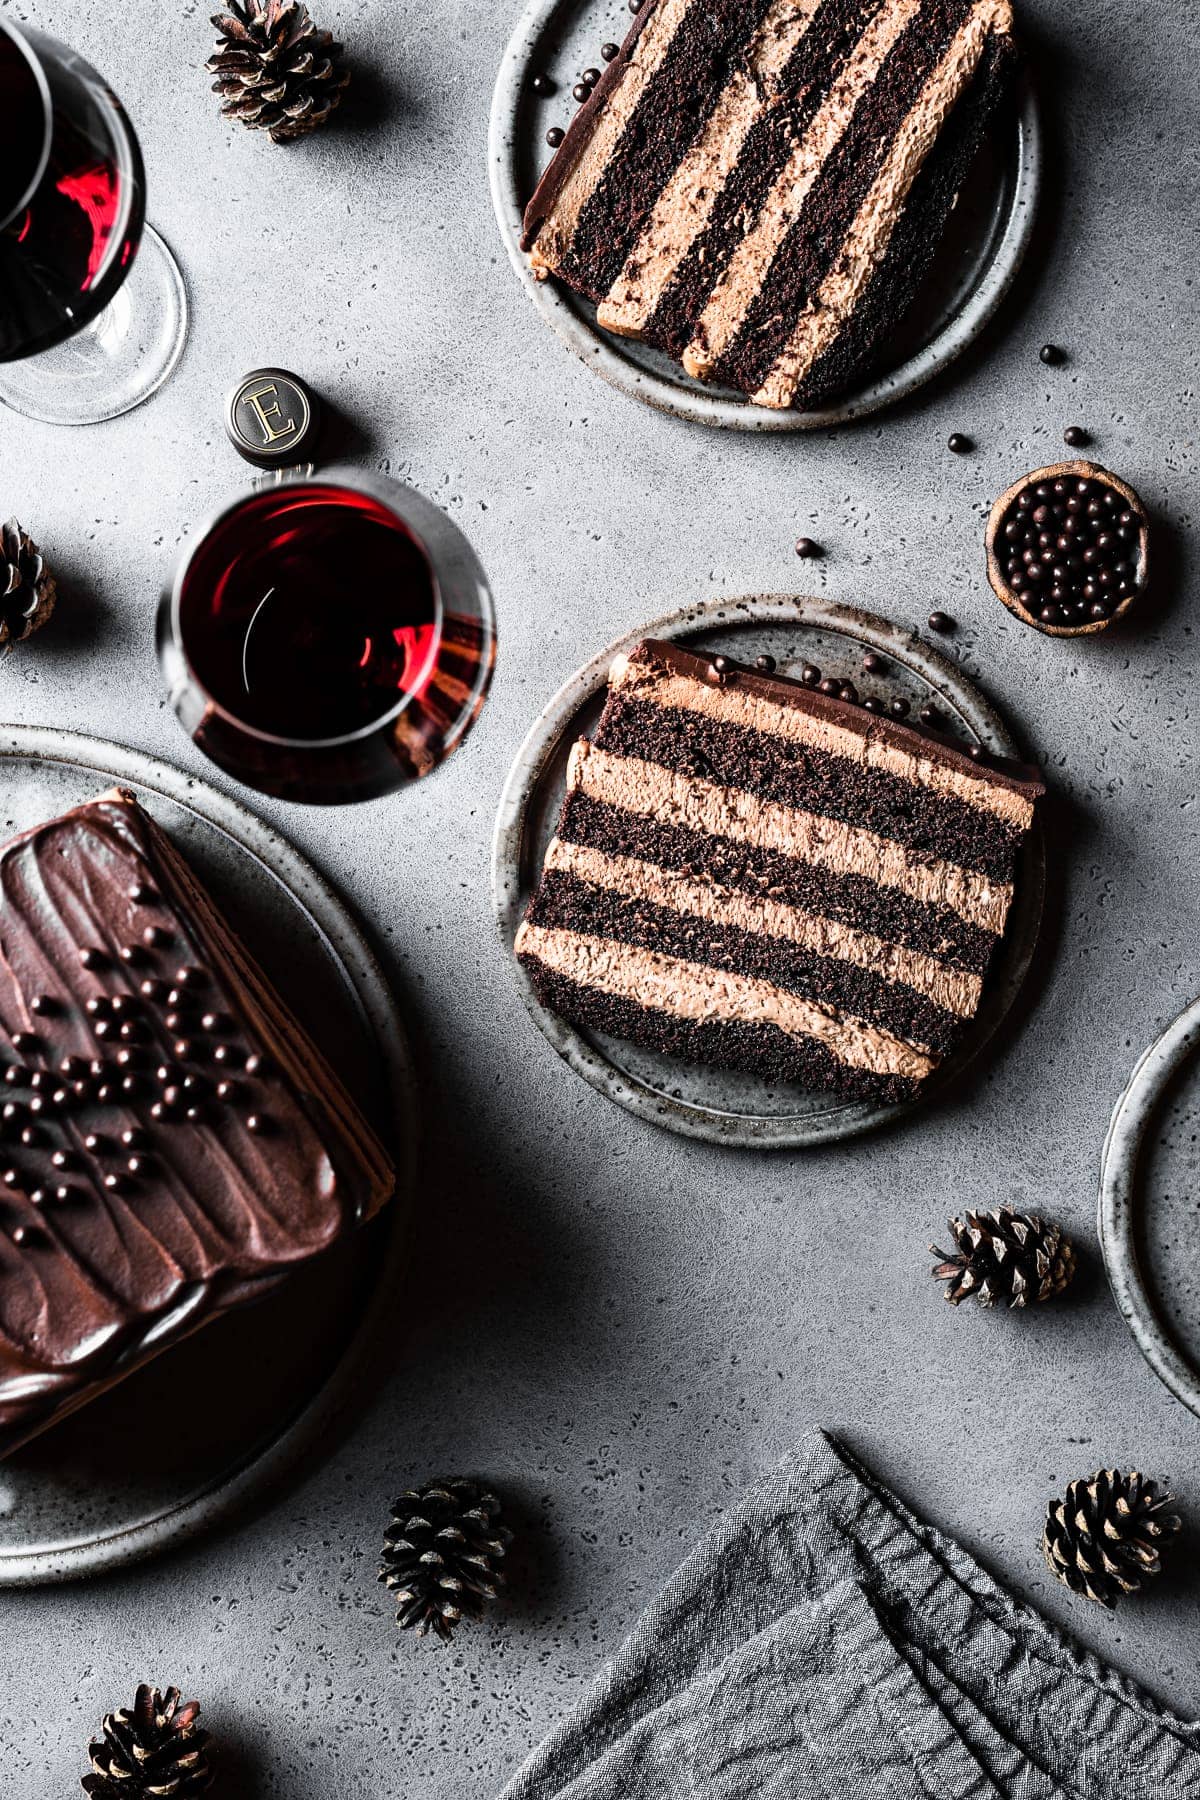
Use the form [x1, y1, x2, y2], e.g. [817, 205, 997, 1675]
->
[516, 641, 1043, 1103]
[522, 0, 1018, 408]
[0, 791, 394, 1458]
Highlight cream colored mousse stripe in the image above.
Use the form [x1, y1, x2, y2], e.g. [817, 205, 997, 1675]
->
[681, 0, 920, 379]
[568, 740, 1012, 934]
[753, 0, 1009, 406]
[514, 922, 938, 1080]
[529, 0, 698, 275]
[543, 836, 982, 1016]
[609, 653, 1033, 829]
[596, 0, 823, 337]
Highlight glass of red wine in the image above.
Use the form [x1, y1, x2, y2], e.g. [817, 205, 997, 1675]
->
[0, 17, 187, 425]
[156, 469, 497, 804]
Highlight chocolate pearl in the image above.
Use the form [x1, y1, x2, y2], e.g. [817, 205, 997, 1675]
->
[838, 682, 858, 704]
[164, 1011, 191, 1033]
[601, 41, 620, 59]
[12, 1031, 39, 1055]
[545, 126, 565, 147]
[126, 1155, 150, 1176]
[246, 1114, 270, 1135]
[947, 433, 972, 454]
[2, 1101, 24, 1124]
[121, 1128, 149, 1149]
[53, 1186, 72, 1204]
[862, 651, 886, 674]
[216, 1080, 241, 1104]
[710, 655, 730, 676]
[200, 1011, 232, 1035]
[2, 1067, 23, 1086]
[927, 611, 954, 634]
[629, 0, 644, 12]
[863, 696, 884, 714]
[753, 655, 776, 673]
[1039, 344, 1065, 365]
[129, 882, 157, 904]
[889, 698, 910, 718]
[162, 1085, 183, 1109]
[92, 1019, 113, 1040]
[103, 1172, 129, 1193]
[149, 1102, 170, 1122]
[95, 1082, 116, 1104]
[49, 1087, 68, 1110]
[794, 536, 821, 560]
[85, 1132, 112, 1154]
[918, 704, 942, 728]
[88, 1059, 106, 1078]
[142, 925, 173, 949]
[172, 1040, 197, 1063]
[801, 664, 821, 687]
[174, 967, 206, 990]
[184, 1105, 205, 1124]
[85, 997, 111, 1017]
[140, 978, 168, 1001]
[51, 1149, 74, 1170]
[120, 1075, 142, 1098]
[26, 1096, 52, 1118]
[1063, 425, 1089, 448]
[582, 67, 600, 84]
[572, 81, 589, 100]
[0, 1168, 19, 1190]
[27, 1071, 49, 1091]
[30, 994, 57, 1017]
[818, 677, 840, 696]
[1090, 602, 1109, 620]
[79, 947, 107, 970]
[19, 1125, 41, 1146]
[244, 1053, 270, 1078]
[181, 1073, 207, 1096]
[968, 744, 986, 761]
[530, 72, 554, 95]
[1039, 604, 1057, 623]
[118, 945, 146, 967]
[154, 1064, 174, 1086]
[59, 1056, 88, 1079]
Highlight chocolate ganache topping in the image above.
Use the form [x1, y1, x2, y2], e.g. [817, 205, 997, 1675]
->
[0, 791, 393, 1458]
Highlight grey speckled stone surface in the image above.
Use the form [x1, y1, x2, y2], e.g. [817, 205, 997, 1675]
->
[1, 0, 1198, 1791]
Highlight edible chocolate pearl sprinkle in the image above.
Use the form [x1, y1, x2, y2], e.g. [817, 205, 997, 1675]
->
[49, 1087, 68, 1109]
[545, 126, 565, 147]
[59, 1056, 89, 1079]
[862, 652, 885, 674]
[1, 1170, 19, 1190]
[84, 1133, 109, 1153]
[20, 1125, 41, 1146]
[118, 945, 146, 966]
[110, 994, 138, 1015]
[710, 655, 731, 676]
[1063, 425, 1089, 448]
[129, 882, 157, 904]
[27, 1095, 52, 1118]
[51, 1150, 74, 1170]
[1, 1102, 24, 1124]
[185, 1104, 205, 1123]
[30, 995, 57, 1016]
[601, 41, 619, 59]
[28, 1071, 49, 1091]
[120, 1076, 142, 1098]
[531, 72, 554, 95]
[93, 1020, 113, 1040]
[142, 925, 173, 949]
[754, 654, 776, 673]
[174, 967, 206, 989]
[246, 1114, 270, 1135]
[85, 998, 110, 1017]
[12, 1032, 38, 1055]
[801, 664, 821, 687]
[3, 1067, 22, 1086]
[201, 1011, 232, 1034]
[121, 1128, 148, 1149]
[172, 1040, 197, 1062]
[140, 978, 167, 1000]
[918, 704, 942, 728]
[839, 682, 858, 704]
[927, 611, 955, 634]
[79, 948, 106, 970]
[149, 1102, 169, 1122]
[164, 1011, 190, 1033]
[103, 1172, 129, 1193]
[53, 1186, 72, 1203]
[216, 1079, 241, 1103]
[968, 745, 986, 761]
[572, 81, 589, 100]
[244, 1054, 270, 1079]
[817, 677, 840, 696]
[119, 1021, 147, 1043]
[794, 537, 820, 558]
[629, 0, 643, 12]
[95, 1082, 116, 1104]
[115, 1048, 146, 1070]
[863, 696, 884, 714]
[126, 1155, 150, 1176]
[1039, 344, 1064, 365]
[213, 1044, 243, 1069]
[162, 1085, 183, 1109]
[947, 433, 972, 454]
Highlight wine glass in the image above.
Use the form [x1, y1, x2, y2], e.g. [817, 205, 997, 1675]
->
[0, 17, 188, 425]
[157, 469, 497, 805]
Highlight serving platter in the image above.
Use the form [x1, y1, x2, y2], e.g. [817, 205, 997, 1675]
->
[1099, 998, 1200, 1421]
[489, 0, 1042, 431]
[0, 727, 415, 1584]
[492, 594, 1045, 1147]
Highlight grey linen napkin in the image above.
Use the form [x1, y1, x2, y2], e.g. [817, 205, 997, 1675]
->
[501, 1433, 1200, 1800]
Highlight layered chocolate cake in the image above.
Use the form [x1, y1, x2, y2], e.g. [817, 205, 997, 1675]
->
[522, 0, 1019, 408]
[516, 641, 1043, 1102]
[0, 792, 393, 1458]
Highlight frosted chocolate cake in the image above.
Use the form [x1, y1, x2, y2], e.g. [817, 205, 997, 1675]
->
[516, 642, 1043, 1103]
[522, 0, 1019, 408]
[0, 792, 394, 1458]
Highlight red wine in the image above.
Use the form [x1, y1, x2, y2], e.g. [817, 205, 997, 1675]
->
[179, 486, 442, 741]
[0, 24, 143, 363]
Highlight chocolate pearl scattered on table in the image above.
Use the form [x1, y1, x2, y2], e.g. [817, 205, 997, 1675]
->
[601, 41, 620, 59]
[927, 611, 955, 634]
[1063, 426, 1089, 447]
[545, 126, 565, 147]
[794, 536, 820, 558]
[531, 72, 554, 95]
[947, 433, 972, 454]
[1039, 344, 1065, 365]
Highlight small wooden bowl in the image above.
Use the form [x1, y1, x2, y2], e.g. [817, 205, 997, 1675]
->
[985, 460, 1150, 638]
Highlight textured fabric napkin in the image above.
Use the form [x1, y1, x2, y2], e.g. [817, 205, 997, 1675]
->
[502, 1433, 1200, 1800]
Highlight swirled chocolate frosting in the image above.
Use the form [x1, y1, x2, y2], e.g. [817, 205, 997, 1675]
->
[0, 791, 393, 1459]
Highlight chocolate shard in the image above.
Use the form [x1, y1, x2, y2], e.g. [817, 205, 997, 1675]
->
[515, 640, 1043, 1104]
[0, 790, 394, 1459]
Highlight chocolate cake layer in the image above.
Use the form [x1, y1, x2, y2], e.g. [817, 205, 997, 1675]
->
[0, 792, 394, 1458]
[523, 0, 1016, 409]
[515, 640, 1043, 1105]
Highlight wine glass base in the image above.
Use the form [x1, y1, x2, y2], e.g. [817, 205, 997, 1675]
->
[0, 225, 188, 426]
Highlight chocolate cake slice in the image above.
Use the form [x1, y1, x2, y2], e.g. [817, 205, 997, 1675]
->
[522, 0, 1018, 408]
[0, 791, 394, 1459]
[516, 641, 1043, 1103]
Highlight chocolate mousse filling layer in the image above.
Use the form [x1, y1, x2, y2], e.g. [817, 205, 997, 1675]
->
[516, 641, 1043, 1105]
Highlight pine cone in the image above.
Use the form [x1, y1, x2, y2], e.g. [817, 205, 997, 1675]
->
[379, 1477, 513, 1642]
[81, 1684, 212, 1797]
[930, 1206, 1076, 1308]
[1, 519, 55, 652]
[207, 0, 350, 144]
[1043, 1469, 1180, 1608]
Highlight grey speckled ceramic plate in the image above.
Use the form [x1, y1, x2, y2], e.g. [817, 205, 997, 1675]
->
[489, 0, 1041, 431]
[492, 595, 1045, 1147]
[0, 728, 415, 1585]
[1099, 999, 1200, 1421]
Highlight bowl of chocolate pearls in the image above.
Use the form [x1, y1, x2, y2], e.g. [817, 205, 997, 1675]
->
[986, 460, 1149, 637]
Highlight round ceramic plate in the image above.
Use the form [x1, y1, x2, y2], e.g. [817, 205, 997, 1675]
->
[0, 728, 415, 1584]
[1099, 998, 1200, 1421]
[489, 0, 1041, 431]
[492, 595, 1045, 1146]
